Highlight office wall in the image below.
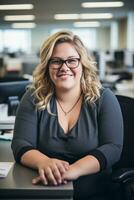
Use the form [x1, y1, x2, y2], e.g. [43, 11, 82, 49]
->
[31, 25, 111, 53]
[31, 25, 50, 53]
[118, 18, 127, 49]
[127, 12, 134, 50]
[30, 12, 132, 52]
[96, 27, 110, 50]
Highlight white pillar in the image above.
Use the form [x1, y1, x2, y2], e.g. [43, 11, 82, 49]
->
[110, 21, 118, 50]
[99, 51, 106, 80]
[127, 12, 134, 50]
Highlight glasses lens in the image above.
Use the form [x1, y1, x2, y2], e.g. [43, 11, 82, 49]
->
[66, 58, 79, 68]
[49, 59, 62, 69]
[49, 58, 80, 69]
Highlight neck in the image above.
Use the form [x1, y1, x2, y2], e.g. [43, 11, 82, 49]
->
[56, 88, 82, 116]
[56, 87, 82, 103]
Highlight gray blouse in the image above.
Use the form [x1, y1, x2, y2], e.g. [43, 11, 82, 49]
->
[11, 88, 123, 170]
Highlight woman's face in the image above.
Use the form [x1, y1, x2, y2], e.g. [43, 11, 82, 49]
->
[49, 42, 82, 92]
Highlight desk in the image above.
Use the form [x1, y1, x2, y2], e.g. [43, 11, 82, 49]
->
[0, 123, 14, 131]
[0, 115, 15, 132]
[115, 79, 134, 98]
[0, 141, 73, 199]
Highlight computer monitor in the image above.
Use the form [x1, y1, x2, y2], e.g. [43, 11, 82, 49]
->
[125, 50, 134, 68]
[0, 57, 4, 67]
[6, 58, 22, 72]
[114, 50, 125, 68]
[0, 78, 30, 116]
[0, 57, 5, 77]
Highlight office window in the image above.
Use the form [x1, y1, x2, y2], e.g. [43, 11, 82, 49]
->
[51, 28, 97, 50]
[0, 30, 31, 53]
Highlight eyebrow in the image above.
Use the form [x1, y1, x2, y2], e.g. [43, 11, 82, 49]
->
[50, 56, 79, 60]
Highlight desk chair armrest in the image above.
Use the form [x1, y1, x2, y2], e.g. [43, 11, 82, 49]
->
[112, 168, 134, 183]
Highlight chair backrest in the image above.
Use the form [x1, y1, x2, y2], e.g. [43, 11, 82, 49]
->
[115, 95, 134, 169]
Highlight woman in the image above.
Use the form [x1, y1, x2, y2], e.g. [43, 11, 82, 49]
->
[11, 30, 123, 200]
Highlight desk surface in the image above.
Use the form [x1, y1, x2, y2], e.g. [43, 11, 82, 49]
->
[0, 141, 73, 199]
[0, 116, 15, 130]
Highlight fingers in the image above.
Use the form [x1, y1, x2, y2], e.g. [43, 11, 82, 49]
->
[32, 176, 41, 184]
[56, 162, 68, 175]
[46, 163, 67, 185]
[51, 165, 62, 184]
[32, 159, 70, 186]
[32, 169, 48, 185]
[32, 166, 63, 186]
[39, 168, 48, 185]
[45, 167, 59, 185]
[45, 159, 69, 184]
[61, 161, 69, 171]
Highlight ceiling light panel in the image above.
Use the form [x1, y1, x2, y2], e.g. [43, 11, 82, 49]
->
[82, 1, 124, 8]
[12, 23, 36, 28]
[74, 21, 100, 27]
[54, 13, 113, 20]
[0, 4, 34, 10]
[54, 14, 79, 20]
[4, 15, 35, 21]
[80, 13, 113, 19]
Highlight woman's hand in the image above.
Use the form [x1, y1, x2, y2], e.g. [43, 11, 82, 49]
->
[32, 155, 100, 185]
[62, 163, 81, 181]
[62, 155, 100, 182]
[32, 158, 69, 185]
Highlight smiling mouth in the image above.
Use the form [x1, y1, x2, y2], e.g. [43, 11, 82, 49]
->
[57, 74, 73, 77]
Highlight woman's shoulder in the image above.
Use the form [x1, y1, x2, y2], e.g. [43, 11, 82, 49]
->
[85, 88, 113, 107]
[20, 87, 37, 106]
[99, 87, 116, 101]
[95, 87, 117, 110]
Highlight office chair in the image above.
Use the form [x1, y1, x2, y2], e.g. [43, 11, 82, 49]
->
[112, 95, 134, 200]
[112, 71, 133, 83]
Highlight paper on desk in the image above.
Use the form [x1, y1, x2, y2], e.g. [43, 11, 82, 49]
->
[0, 132, 13, 141]
[0, 116, 15, 124]
[0, 162, 14, 178]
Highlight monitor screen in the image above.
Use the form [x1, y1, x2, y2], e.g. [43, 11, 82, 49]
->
[0, 78, 30, 116]
[0, 57, 4, 67]
[125, 51, 134, 68]
[6, 58, 22, 72]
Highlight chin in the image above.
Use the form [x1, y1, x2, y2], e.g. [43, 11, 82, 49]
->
[56, 84, 74, 91]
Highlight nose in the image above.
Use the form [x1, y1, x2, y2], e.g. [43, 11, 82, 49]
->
[60, 62, 69, 71]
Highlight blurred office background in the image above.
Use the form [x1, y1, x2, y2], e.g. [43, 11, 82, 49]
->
[1, 3, 134, 196]
[0, 0, 134, 98]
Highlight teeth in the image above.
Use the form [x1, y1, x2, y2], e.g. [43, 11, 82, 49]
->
[59, 74, 72, 76]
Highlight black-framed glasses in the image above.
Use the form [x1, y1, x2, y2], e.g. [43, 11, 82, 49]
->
[48, 57, 80, 70]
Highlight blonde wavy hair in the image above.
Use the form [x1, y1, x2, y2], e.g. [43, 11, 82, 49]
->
[31, 30, 102, 110]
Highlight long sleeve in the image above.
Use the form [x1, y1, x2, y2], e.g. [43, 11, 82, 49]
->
[90, 88, 124, 169]
[11, 89, 38, 162]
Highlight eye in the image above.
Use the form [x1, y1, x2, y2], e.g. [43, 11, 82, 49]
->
[50, 59, 61, 65]
[67, 58, 77, 64]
